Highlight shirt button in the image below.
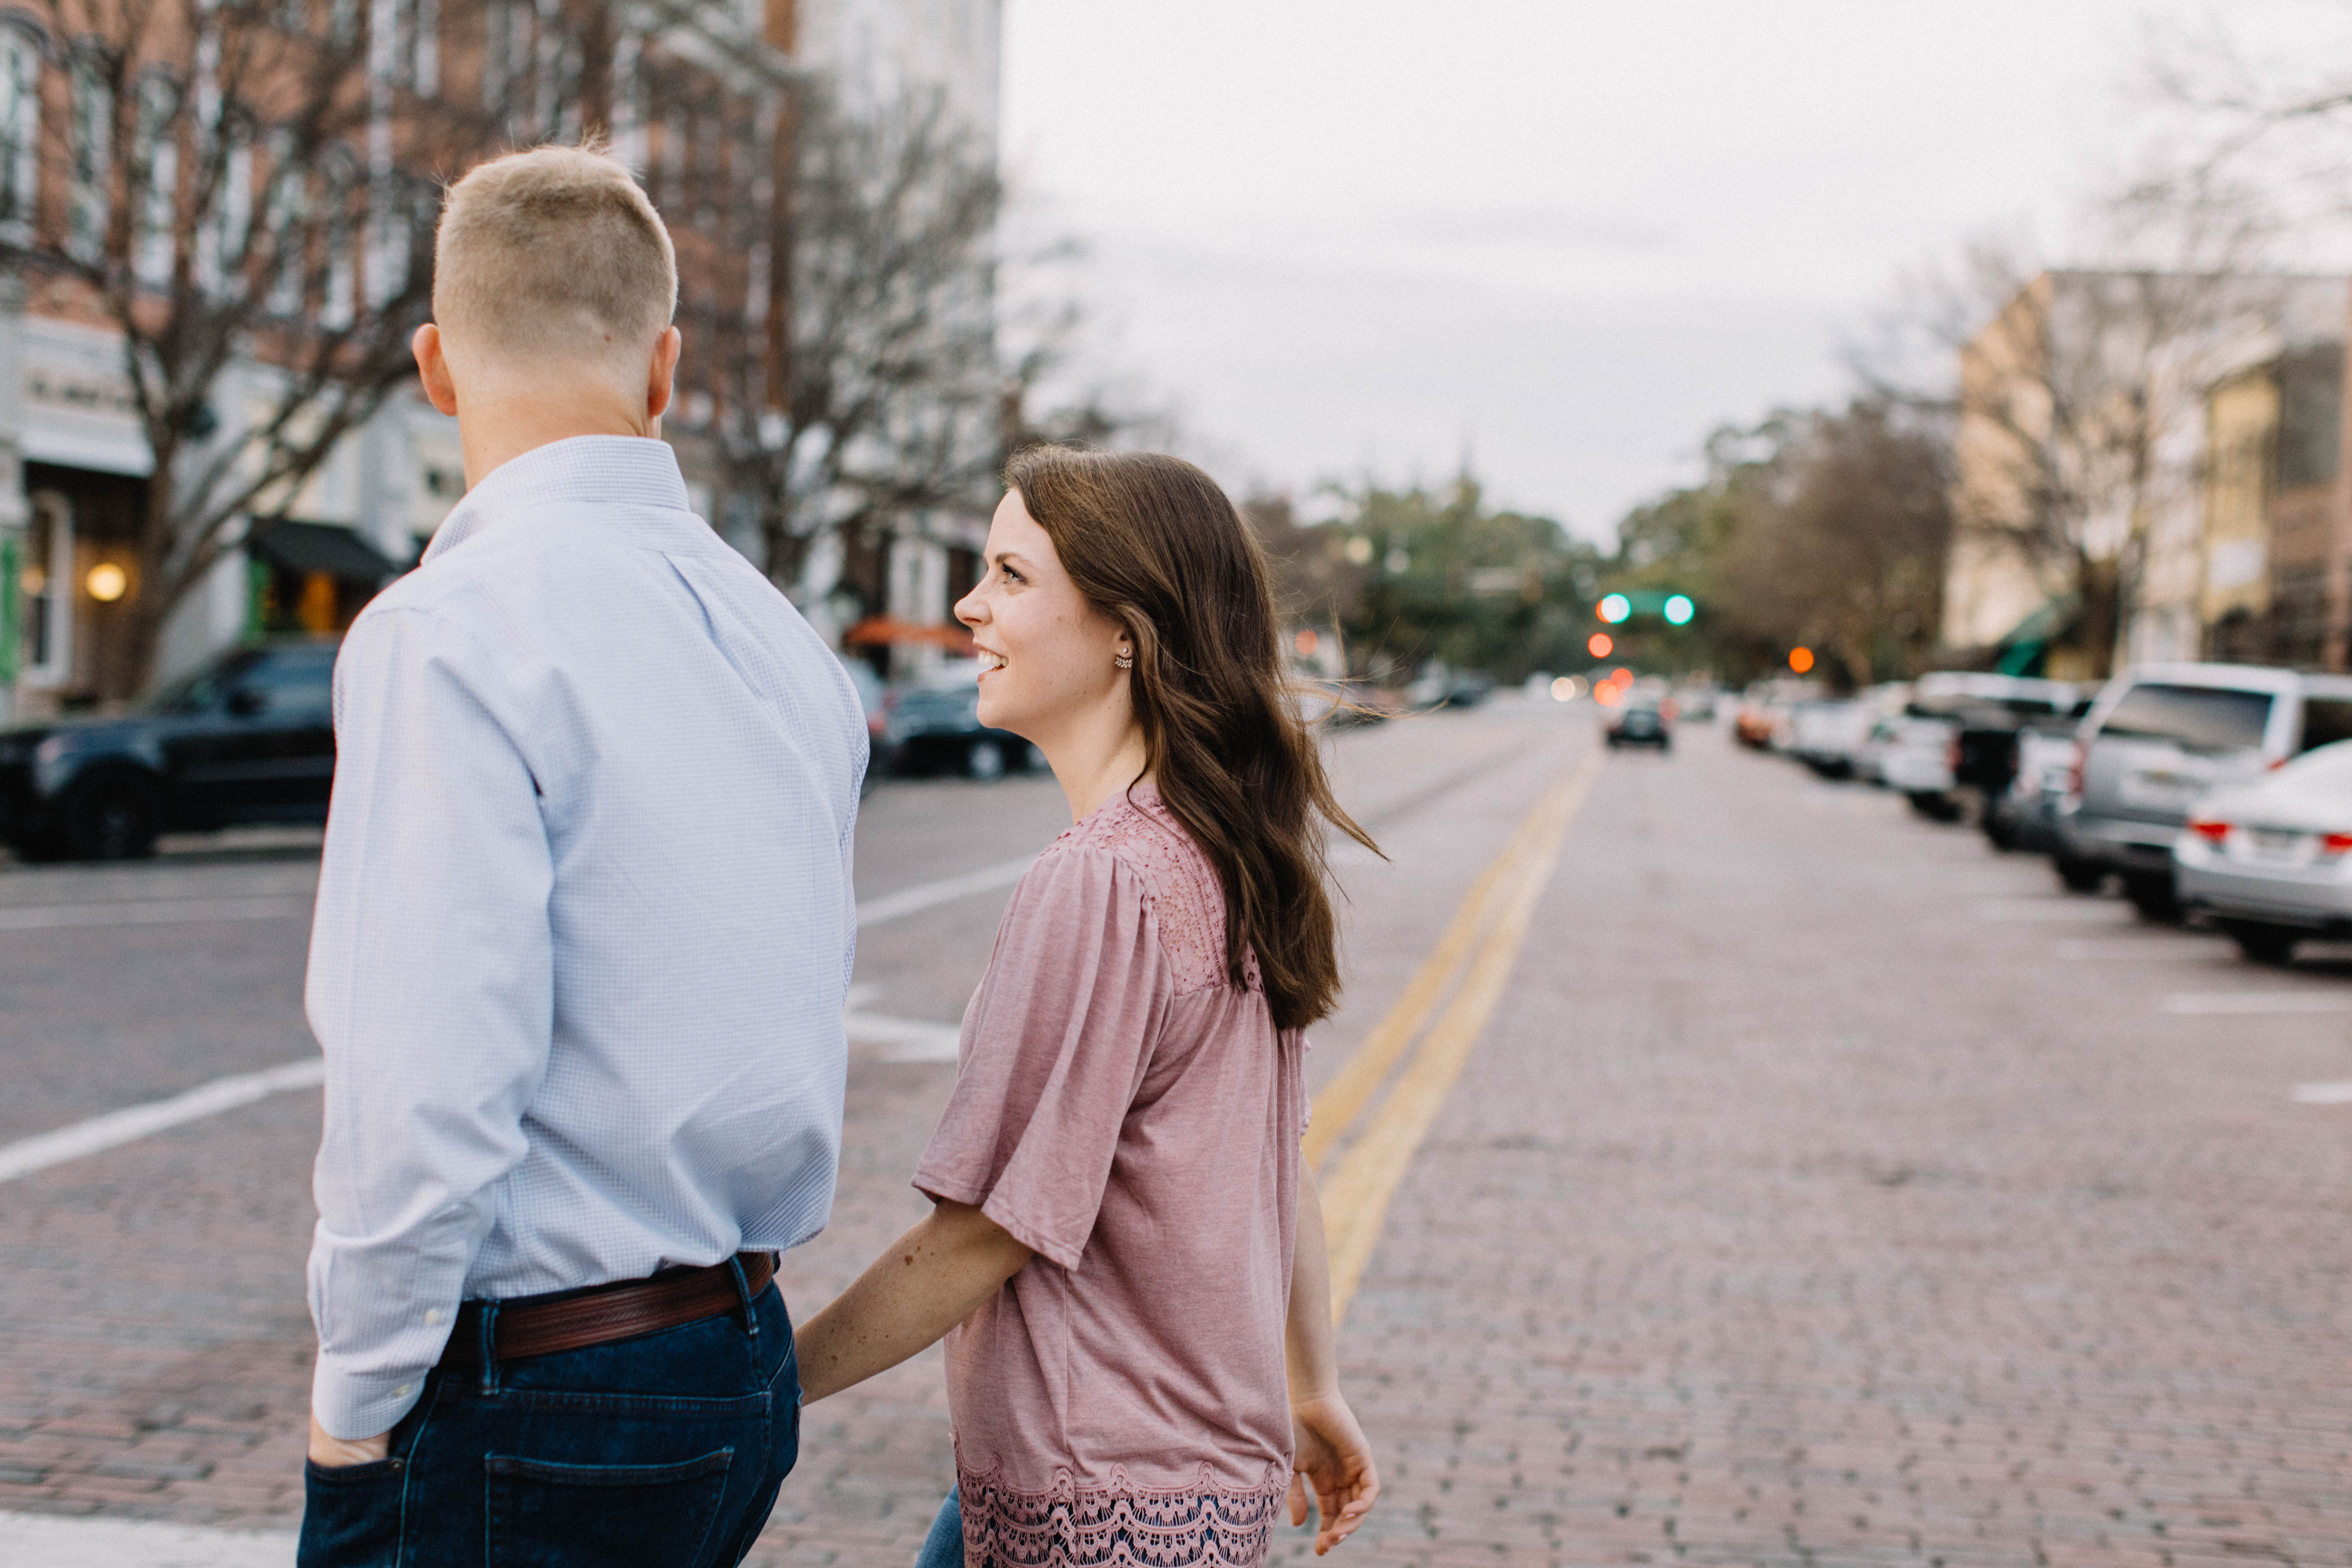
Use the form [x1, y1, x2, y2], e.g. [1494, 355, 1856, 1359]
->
[394, 1383, 412, 1397]
[424, 1309, 441, 1325]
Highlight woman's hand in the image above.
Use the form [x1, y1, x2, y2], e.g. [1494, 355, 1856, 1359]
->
[1288, 1391, 1378, 1554]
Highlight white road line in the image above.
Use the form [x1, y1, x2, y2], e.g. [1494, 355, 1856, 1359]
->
[1973, 899, 2135, 924]
[0, 895, 315, 931]
[2293, 1081, 2352, 1104]
[2160, 991, 2352, 1017]
[0, 1509, 293, 1567]
[0, 855, 1034, 937]
[855, 855, 1034, 928]
[0, 999, 972, 1184]
[844, 1010, 963, 1063]
[0, 1059, 327, 1184]
[0, 860, 1026, 1181]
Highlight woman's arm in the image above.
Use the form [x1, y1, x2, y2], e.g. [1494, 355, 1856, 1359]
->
[794, 1199, 1035, 1404]
[1286, 1160, 1379, 1554]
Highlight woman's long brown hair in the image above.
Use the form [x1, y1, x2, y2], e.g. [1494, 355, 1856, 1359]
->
[1003, 446, 1377, 1032]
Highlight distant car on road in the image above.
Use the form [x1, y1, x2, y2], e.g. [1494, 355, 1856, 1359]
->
[882, 659, 1041, 781]
[1605, 695, 1673, 751]
[2175, 739, 2352, 964]
[1983, 709, 2088, 853]
[0, 639, 338, 861]
[2059, 663, 2352, 917]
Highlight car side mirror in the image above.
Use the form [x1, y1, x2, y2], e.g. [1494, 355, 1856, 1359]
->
[226, 687, 267, 718]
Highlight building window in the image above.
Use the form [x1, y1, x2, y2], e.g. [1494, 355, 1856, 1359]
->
[0, 28, 37, 231]
[69, 59, 111, 260]
[133, 76, 177, 286]
[20, 492, 72, 687]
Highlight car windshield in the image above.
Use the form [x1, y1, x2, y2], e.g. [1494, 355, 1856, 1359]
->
[142, 651, 259, 715]
[2279, 739, 2352, 790]
[2098, 683, 2274, 752]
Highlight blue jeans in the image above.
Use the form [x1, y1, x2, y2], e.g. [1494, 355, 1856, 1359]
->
[298, 1275, 799, 1568]
[914, 1485, 962, 1568]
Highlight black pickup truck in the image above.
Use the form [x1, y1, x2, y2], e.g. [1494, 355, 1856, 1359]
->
[0, 640, 338, 861]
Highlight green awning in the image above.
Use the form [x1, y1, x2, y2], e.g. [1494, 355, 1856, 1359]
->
[249, 520, 401, 582]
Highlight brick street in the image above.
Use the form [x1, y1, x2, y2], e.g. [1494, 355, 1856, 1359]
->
[1, 699, 2348, 1566]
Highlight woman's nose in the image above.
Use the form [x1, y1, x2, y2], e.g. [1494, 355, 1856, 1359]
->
[954, 590, 985, 628]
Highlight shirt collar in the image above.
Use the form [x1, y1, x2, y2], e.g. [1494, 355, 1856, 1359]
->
[424, 436, 694, 564]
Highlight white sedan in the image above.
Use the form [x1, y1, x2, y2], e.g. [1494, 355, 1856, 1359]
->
[2174, 740, 2352, 964]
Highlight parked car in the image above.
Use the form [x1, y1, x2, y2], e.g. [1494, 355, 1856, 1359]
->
[0, 639, 338, 861]
[1404, 664, 1496, 710]
[1983, 709, 2089, 853]
[1734, 679, 1818, 749]
[2057, 663, 2352, 917]
[1605, 695, 1673, 750]
[881, 660, 1042, 780]
[2174, 739, 2352, 963]
[1878, 673, 2078, 821]
[1787, 698, 1871, 777]
[837, 655, 889, 797]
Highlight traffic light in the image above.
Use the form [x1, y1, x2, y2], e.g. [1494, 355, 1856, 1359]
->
[1593, 589, 1696, 625]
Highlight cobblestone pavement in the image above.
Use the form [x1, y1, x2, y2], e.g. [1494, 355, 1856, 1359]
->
[2, 702, 2349, 1568]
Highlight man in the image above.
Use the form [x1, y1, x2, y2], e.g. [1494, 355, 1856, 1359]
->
[298, 145, 865, 1566]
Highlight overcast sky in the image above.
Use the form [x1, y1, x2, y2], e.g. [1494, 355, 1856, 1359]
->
[998, 0, 2352, 541]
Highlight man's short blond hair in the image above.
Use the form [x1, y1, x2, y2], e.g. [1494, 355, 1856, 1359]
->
[433, 144, 677, 371]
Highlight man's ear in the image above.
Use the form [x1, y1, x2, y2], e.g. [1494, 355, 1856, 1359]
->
[414, 324, 460, 417]
[646, 326, 682, 422]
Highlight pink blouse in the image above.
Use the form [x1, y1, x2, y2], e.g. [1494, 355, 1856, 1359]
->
[913, 783, 1306, 1568]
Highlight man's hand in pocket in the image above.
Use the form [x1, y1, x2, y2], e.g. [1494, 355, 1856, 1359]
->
[309, 1414, 392, 1468]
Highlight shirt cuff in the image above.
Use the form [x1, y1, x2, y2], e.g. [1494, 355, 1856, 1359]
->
[311, 1353, 432, 1442]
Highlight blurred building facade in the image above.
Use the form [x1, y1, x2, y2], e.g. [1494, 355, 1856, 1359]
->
[1945, 270, 2352, 678]
[0, 0, 1001, 721]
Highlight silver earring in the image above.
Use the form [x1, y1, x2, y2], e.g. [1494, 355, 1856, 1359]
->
[1115, 651, 1133, 669]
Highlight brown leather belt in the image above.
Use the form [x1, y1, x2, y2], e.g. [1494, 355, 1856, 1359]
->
[440, 1252, 777, 1368]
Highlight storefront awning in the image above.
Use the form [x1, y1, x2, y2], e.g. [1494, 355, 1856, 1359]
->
[249, 520, 402, 582]
[842, 617, 974, 651]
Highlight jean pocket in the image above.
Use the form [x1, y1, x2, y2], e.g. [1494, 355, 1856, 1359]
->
[485, 1448, 734, 1568]
[298, 1455, 407, 1568]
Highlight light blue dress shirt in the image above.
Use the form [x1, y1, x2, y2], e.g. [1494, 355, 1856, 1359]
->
[304, 436, 865, 1440]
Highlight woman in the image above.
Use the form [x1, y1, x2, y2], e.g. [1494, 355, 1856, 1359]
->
[793, 448, 1380, 1568]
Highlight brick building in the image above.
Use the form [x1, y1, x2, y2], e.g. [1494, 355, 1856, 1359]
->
[1944, 269, 2352, 676]
[0, 0, 1001, 720]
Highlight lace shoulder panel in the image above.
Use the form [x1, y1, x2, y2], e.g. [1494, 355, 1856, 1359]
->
[1057, 791, 1241, 997]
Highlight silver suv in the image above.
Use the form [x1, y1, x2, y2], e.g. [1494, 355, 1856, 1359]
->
[2056, 663, 2352, 917]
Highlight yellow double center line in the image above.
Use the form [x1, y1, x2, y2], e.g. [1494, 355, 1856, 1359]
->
[1311, 751, 1605, 1323]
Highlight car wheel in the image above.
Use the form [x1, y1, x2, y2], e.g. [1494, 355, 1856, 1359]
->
[1907, 792, 1959, 822]
[2223, 921, 2299, 966]
[2122, 872, 2179, 923]
[966, 739, 1007, 782]
[2054, 855, 2104, 894]
[59, 773, 161, 861]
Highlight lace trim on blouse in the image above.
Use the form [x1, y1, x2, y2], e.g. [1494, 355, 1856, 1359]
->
[957, 1460, 1292, 1568]
[1059, 789, 1255, 998]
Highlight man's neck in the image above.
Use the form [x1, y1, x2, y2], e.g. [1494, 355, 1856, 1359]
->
[458, 387, 659, 490]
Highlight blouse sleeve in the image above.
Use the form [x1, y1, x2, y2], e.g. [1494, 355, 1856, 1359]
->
[912, 845, 1172, 1269]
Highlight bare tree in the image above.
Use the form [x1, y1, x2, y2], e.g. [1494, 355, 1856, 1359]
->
[1858, 175, 2291, 679]
[705, 80, 1147, 608]
[1716, 400, 1952, 688]
[0, 0, 518, 695]
[706, 82, 1003, 600]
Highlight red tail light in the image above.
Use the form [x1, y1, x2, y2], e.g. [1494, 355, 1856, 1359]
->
[1945, 736, 1962, 771]
[2065, 740, 2086, 800]
[2188, 819, 2231, 845]
[2323, 832, 2352, 855]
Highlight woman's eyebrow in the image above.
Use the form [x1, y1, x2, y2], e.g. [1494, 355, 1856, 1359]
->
[990, 551, 1034, 572]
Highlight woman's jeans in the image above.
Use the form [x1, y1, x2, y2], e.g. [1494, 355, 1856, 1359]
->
[914, 1485, 963, 1568]
[298, 1279, 800, 1568]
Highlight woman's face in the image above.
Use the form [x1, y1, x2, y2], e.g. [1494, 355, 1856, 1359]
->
[955, 489, 1130, 742]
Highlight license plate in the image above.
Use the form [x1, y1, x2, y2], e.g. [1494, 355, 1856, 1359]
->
[2249, 828, 2307, 862]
